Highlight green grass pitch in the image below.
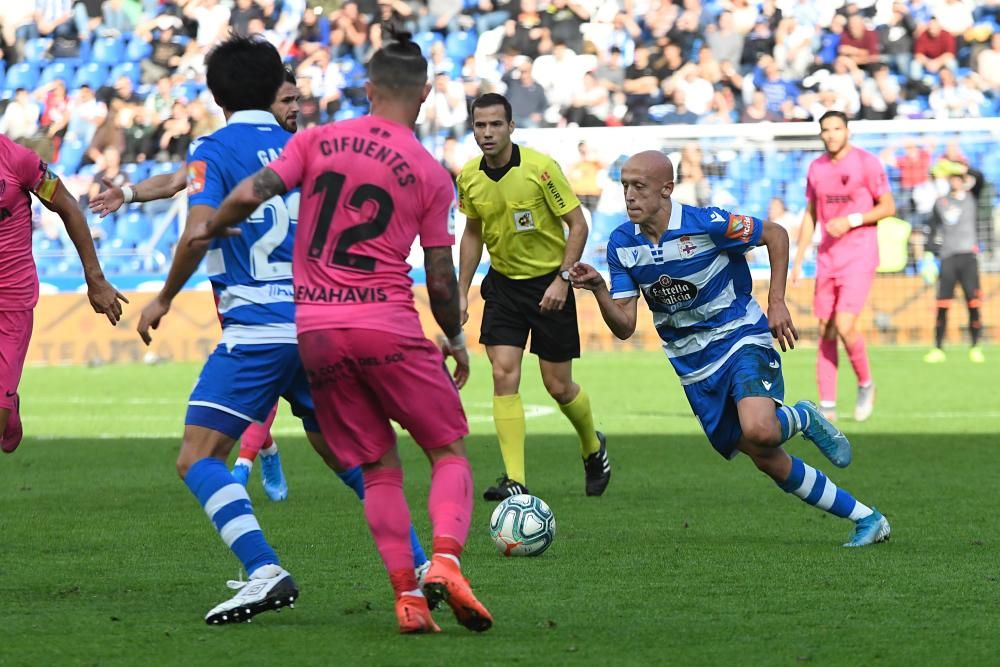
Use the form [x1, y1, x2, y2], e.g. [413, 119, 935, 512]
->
[2, 346, 998, 666]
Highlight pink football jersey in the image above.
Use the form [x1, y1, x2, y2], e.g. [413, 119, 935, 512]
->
[806, 146, 890, 273]
[0, 135, 50, 310]
[269, 116, 455, 337]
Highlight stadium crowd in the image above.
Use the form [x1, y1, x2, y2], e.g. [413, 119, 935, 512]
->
[0, 0, 997, 273]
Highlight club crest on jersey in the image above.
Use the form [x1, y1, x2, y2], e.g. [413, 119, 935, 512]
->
[677, 235, 697, 258]
[187, 161, 207, 195]
[646, 274, 697, 307]
[513, 209, 536, 232]
[841, 174, 849, 186]
[725, 214, 754, 241]
[540, 170, 551, 182]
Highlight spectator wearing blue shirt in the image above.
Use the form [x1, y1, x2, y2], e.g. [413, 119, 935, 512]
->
[757, 59, 799, 113]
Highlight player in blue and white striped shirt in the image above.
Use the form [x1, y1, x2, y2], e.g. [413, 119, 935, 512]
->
[133, 37, 428, 624]
[571, 150, 890, 547]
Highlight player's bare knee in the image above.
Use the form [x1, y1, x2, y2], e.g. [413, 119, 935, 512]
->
[491, 366, 520, 393]
[427, 439, 467, 462]
[742, 418, 782, 449]
[543, 378, 575, 404]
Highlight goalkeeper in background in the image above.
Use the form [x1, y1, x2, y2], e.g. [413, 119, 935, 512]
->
[922, 164, 986, 364]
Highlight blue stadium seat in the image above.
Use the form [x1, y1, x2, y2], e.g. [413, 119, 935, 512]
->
[109, 62, 141, 86]
[115, 211, 153, 248]
[444, 30, 477, 62]
[333, 106, 361, 121]
[154, 218, 179, 255]
[142, 197, 173, 217]
[72, 62, 110, 91]
[126, 36, 152, 61]
[35, 254, 66, 277]
[590, 211, 624, 236]
[2, 63, 39, 93]
[35, 237, 64, 253]
[983, 152, 1000, 183]
[99, 255, 128, 275]
[413, 31, 442, 55]
[121, 162, 152, 182]
[39, 61, 76, 87]
[149, 161, 181, 178]
[175, 81, 205, 102]
[92, 36, 125, 64]
[23, 38, 53, 62]
[55, 139, 86, 172]
[88, 212, 117, 245]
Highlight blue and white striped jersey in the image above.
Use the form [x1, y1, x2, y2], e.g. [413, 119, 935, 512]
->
[607, 202, 772, 385]
[187, 109, 298, 346]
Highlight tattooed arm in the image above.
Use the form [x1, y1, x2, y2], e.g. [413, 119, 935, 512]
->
[199, 167, 288, 241]
[425, 246, 470, 388]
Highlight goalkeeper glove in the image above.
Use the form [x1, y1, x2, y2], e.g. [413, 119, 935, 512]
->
[919, 252, 939, 285]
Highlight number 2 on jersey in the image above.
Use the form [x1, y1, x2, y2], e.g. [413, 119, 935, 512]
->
[307, 171, 394, 272]
[247, 191, 299, 281]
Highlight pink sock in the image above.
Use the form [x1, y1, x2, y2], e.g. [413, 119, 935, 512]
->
[239, 402, 278, 460]
[817, 338, 839, 405]
[428, 456, 473, 550]
[845, 335, 873, 387]
[363, 467, 414, 574]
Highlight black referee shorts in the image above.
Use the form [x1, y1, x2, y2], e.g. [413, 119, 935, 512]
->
[937, 253, 980, 302]
[479, 268, 581, 363]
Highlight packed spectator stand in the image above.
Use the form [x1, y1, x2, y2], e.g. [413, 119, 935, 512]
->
[0, 0, 997, 282]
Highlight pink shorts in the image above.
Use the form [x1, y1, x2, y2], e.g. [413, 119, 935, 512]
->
[813, 267, 877, 321]
[297, 327, 469, 468]
[0, 310, 33, 410]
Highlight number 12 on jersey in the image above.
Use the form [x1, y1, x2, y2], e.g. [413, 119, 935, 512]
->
[307, 170, 394, 272]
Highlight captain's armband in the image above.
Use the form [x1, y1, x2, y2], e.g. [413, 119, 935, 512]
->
[34, 167, 60, 204]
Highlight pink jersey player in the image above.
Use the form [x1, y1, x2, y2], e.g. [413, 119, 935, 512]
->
[269, 115, 469, 462]
[792, 111, 895, 423]
[0, 134, 126, 453]
[274, 117, 458, 339]
[198, 33, 494, 635]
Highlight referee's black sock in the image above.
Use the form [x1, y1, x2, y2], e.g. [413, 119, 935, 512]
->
[969, 307, 982, 347]
[935, 307, 948, 349]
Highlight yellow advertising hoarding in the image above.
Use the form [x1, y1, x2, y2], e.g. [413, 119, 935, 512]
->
[26, 275, 997, 366]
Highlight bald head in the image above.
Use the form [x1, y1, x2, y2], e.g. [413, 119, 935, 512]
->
[621, 150, 675, 227]
[623, 150, 675, 183]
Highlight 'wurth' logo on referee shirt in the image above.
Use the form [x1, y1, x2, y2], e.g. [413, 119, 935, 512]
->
[544, 179, 566, 208]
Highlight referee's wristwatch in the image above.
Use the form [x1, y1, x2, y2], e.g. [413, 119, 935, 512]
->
[559, 269, 572, 282]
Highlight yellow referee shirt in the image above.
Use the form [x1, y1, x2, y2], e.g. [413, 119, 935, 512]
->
[456, 144, 581, 280]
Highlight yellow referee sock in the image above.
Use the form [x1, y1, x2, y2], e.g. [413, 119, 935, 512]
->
[493, 394, 526, 485]
[559, 387, 601, 458]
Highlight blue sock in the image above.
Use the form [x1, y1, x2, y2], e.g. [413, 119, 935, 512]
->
[185, 457, 278, 576]
[337, 465, 427, 567]
[776, 404, 811, 442]
[409, 528, 427, 567]
[336, 466, 365, 500]
[778, 456, 872, 520]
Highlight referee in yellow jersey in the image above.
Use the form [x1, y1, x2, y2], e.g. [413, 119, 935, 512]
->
[457, 93, 610, 500]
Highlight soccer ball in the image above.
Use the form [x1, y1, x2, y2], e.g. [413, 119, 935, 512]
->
[489, 494, 556, 557]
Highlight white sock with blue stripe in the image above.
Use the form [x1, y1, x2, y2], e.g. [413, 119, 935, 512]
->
[775, 404, 810, 442]
[185, 457, 278, 577]
[778, 456, 873, 521]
